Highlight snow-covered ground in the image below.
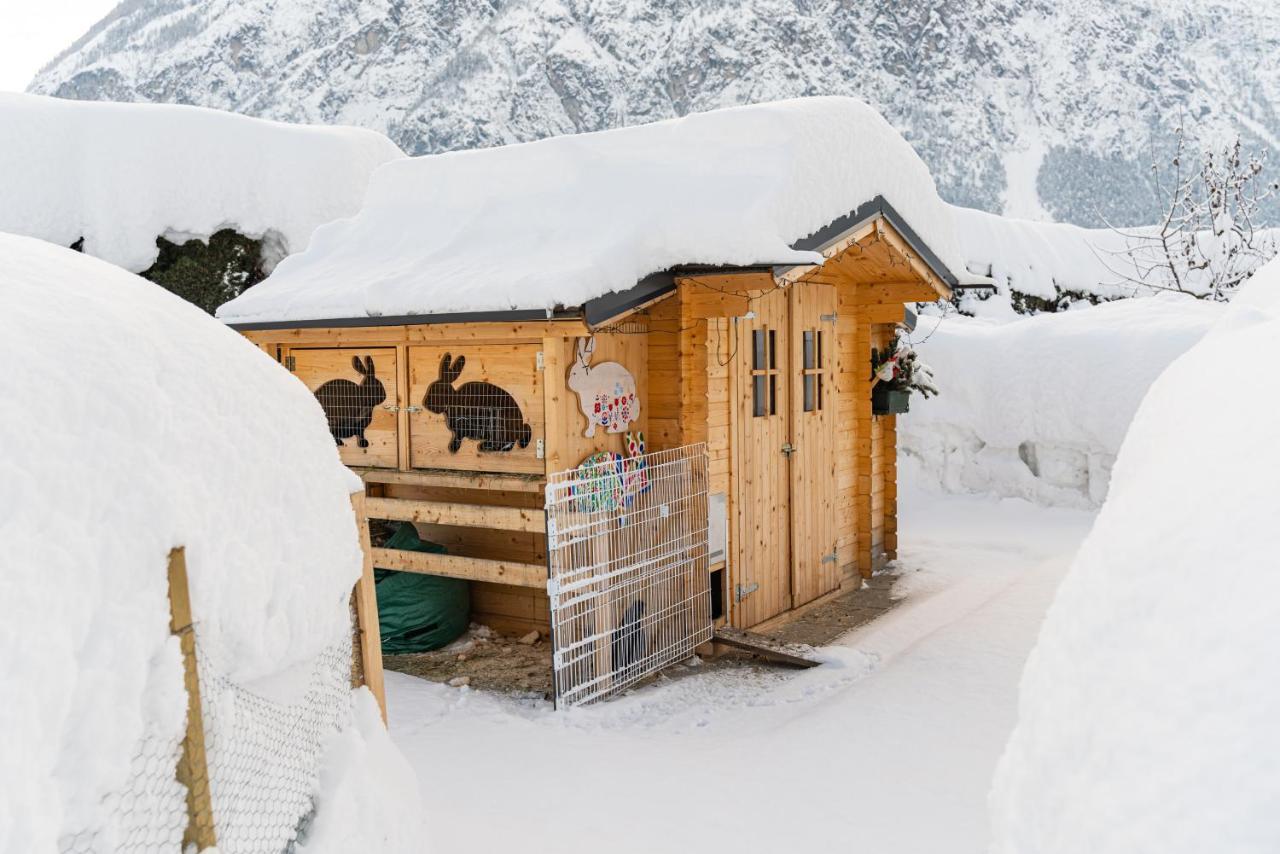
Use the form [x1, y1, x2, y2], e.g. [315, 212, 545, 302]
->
[385, 467, 1095, 854]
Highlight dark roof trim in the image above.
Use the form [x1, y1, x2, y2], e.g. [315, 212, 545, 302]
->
[582, 271, 676, 327]
[583, 265, 786, 327]
[790, 195, 959, 288]
[225, 306, 581, 332]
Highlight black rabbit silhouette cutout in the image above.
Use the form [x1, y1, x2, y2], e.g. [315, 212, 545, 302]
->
[313, 355, 386, 448]
[424, 353, 532, 453]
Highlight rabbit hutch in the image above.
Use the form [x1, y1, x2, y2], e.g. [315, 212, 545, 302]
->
[219, 98, 968, 704]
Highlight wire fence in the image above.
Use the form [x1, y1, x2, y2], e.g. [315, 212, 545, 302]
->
[545, 443, 713, 707]
[58, 555, 357, 854]
[58, 718, 188, 854]
[198, 638, 352, 854]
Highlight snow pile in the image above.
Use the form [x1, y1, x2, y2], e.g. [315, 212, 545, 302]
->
[218, 96, 964, 324]
[952, 205, 1279, 312]
[0, 234, 420, 853]
[989, 255, 1280, 852]
[900, 295, 1222, 507]
[0, 93, 403, 273]
[951, 205, 1138, 307]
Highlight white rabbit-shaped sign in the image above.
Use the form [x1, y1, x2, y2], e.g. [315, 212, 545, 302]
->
[568, 336, 639, 438]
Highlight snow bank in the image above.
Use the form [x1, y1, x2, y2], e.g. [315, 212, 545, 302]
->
[0, 234, 419, 852]
[218, 96, 964, 324]
[0, 93, 403, 273]
[900, 295, 1221, 507]
[989, 255, 1280, 852]
[951, 205, 1137, 305]
[952, 205, 1279, 311]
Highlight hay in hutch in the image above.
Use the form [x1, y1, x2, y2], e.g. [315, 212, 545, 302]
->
[218, 96, 975, 696]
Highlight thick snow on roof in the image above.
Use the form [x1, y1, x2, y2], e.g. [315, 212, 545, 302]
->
[989, 255, 1280, 851]
[218, 97, 965, 324]
[953, 205, 1280, 307]
[0, 93, 404, 273]
[951, 205, 1139, 302]
[0, 234, 420, 850]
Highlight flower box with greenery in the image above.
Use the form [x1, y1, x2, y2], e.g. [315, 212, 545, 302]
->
[871, 333, 938, 415]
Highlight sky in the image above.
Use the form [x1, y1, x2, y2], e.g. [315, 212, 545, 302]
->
[0, 0, 119, 91]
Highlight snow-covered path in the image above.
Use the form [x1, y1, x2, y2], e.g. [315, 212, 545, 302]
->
[385, 485, 1094, 853]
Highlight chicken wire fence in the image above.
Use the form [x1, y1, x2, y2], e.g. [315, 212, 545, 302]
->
[545, 443, 713, 707]
[59, 613, 354, 853]
[58, 714, 188, 854]
[196, 637, 353, 853]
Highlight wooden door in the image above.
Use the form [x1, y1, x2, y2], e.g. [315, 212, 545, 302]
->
[407, 344, 545, 474]
[789, 284, 839, 605]
[731, 287, 791, 627]
[289, 347, 399, 468]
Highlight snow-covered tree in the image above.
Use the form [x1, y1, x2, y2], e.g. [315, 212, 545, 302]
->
[1103, 128, 1279, 301]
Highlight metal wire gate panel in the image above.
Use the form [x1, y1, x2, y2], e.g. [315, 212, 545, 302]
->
[545, 443, 713, 707]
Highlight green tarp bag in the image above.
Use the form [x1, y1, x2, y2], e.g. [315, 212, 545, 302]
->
[374, 522, 470, 653]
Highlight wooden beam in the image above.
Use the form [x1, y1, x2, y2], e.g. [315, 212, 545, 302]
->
[865, 303, 906, 325]
[365, 496, 545, 532]
[239, 318, 589, 348]
[681, 288, 751, 318]
[676, 271, 777, 294]
[874, 220, 953, 299]
[712, 627, 820, 668]
[167, 547, 218, 851]
[349, 492, 387, 722]
[371, 547, 546, 588]
[541, 335, 567, 474]
[850, 281, 941, 305]
[353, 467, 546, 493]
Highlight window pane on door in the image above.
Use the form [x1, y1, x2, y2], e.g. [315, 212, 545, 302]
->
[752, 330, 766, 371]
[753, 374, 767, 417]
[804, 374, 815, 412]
[803, 331, 815, 370]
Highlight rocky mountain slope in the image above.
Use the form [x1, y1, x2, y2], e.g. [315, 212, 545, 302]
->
[28, 0, 1280, 226]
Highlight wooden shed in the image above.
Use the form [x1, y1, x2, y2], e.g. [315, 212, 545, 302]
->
[219, 98, 965, 662]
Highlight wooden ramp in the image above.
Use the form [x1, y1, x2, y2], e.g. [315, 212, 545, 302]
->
[712, 627, 821, 669]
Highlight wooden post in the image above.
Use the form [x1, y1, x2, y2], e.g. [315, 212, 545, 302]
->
[350, 490, 387, 722]
[167, 547, 217, 852]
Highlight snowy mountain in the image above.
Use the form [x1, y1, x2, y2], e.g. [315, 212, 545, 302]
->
[27, 0, 1280, 227]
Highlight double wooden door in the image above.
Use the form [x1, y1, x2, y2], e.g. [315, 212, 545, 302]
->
[731, 283, 838, 627]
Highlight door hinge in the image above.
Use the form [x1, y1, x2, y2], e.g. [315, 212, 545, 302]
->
[735, 582, 759, 602]
[821, 550, 838, 565]
[535, 438, 545, 459]
[382, 404, 424, 413]
[283, 355, 296, 371]
[820, 312, 838, 323]
[536, 351, 545, 370]
[781, 443, 796, 457]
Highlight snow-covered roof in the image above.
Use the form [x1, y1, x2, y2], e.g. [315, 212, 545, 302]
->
[0, 93, 404, 273]
[0, 233, 372, 847]
[217, 97, 966, 326]
[950, 205, 1140, 303]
